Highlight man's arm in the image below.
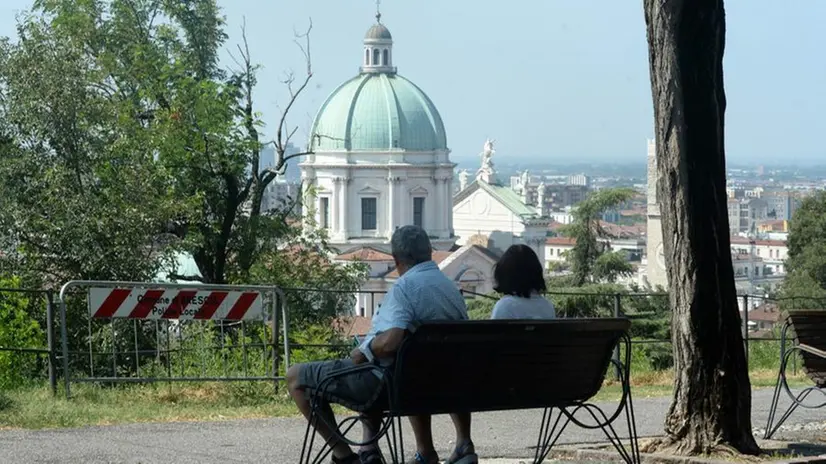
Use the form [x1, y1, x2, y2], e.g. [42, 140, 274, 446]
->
[367, 328, 406, 359]
[351, 285, 412, 364]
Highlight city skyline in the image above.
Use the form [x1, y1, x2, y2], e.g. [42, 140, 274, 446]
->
[3, 0, 824, 164]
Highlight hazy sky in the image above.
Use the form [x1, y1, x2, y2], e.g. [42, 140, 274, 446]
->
[3, 1, 824, 164]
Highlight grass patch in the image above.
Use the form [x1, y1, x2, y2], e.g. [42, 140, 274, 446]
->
[0, 382, 297, 429]
[0, 368, 815, 430]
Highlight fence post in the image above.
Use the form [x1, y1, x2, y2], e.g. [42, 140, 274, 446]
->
[45, 291, 57, 396]
[271, 289, 280, 392]
[59, 298, 71, 399]
[613, 294, 621, 381]
[742, 294, 749, 368]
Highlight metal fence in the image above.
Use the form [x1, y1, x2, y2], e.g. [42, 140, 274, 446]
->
[2, 283, 823, 397]
[0, 288, 58, 394]
[56, 281, 288, 398]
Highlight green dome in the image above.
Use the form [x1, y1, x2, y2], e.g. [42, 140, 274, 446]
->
[311, 73, 448, 152]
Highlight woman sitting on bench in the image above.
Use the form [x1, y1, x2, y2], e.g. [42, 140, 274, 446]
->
[490, 244, 556, 320]
[443, 244, 557, 464]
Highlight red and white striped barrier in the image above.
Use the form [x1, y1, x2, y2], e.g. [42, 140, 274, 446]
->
[88, 288, 264, 321]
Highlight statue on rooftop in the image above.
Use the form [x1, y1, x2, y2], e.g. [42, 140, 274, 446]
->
[480, 139, 495, 169]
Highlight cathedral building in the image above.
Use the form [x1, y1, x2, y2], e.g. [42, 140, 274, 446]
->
[301, 14, 498, 317]
[300, 15, 455, 253]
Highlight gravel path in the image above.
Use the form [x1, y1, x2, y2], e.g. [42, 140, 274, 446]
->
[0, 388, 822, 463]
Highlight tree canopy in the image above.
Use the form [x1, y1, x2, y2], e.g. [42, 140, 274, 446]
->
[559, 187, 636, 286]
[0, 0, 326, 287]
[781, 191, 826, 306]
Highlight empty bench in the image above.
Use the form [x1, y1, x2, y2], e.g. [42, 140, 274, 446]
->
[300, 318, 640, 464]
[764, 310, 826, 439]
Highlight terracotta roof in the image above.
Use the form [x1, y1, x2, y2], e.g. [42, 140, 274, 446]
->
[335, 246, 394, 262]
[332, 316, 372, 337]
[742, 303, 781, 323]
[432, 250, 453, 264]
[730, 237, 786, 247]
[547, 221, 566, 232]
[546, 237, 576, 246]
[382, 251, 450, 279]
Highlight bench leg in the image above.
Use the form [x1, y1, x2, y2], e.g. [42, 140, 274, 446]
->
[533, 407, 572, 463]
[382, 415, 405, 464]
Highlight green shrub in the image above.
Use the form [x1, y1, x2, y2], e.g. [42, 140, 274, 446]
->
[0, 277, 44, 389]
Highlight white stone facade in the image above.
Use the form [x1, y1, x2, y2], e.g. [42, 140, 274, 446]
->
[302, 164, 455, 252]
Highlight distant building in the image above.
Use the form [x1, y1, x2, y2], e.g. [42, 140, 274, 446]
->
[730, 237, 788, 275]
[727, 198, 768, 234]
[764, 191, 802, 221]
[453, 152, 550, 259]
[262, 179, 302, 213]
[568, 174, 590, 187]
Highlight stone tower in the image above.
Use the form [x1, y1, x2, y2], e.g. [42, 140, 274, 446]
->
[646, 138, 668, 289]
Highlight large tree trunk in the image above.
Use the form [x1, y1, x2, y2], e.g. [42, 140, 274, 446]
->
[644, 0, 760, 456]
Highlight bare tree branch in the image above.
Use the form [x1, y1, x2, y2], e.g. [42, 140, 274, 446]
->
[274, 18, 313, 171]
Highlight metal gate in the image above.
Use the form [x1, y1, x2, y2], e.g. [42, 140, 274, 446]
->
[57, 280, 288, 398]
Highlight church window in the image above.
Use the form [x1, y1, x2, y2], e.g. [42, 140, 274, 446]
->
[362, 197, 377, 230]
[383, 49, 389, 65]
[373, 49, 380, 66]
[413, 197, 425, 228]
[320, 197, 330, 229]
[365, 49, 370, 65]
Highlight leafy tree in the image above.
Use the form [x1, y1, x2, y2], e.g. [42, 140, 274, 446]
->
[645, 0, 758, 455]
[0, 7, 180, 283]
[247, 226, 369, 330]
[466, 296, 496, 320]
[780, 192, 826, 308]
[560, 188, 635, 286]
[1, 1, 317, 285]
[0, 276, 44, 389]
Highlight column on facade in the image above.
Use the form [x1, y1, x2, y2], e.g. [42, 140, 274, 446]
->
[398, 177, 408, 227]
[336, 176, 349, 239]
[441, 176, 451, 237]
[387, 175, 396, 238]
[328, 178, 338, 233]
[446, 175, 454, 235]
[432, 174, 442, 234]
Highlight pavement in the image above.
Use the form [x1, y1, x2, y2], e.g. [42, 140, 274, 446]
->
[0, 388, 823, 464]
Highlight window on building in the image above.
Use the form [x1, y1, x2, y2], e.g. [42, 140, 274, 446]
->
[383, 49, 389, 65]
[413, 197, 425, 228]
[373, 49, 380, 66]
[365, 49, 370, 65]
[320, 197, 330, 229]
[361, 197, 377, 230]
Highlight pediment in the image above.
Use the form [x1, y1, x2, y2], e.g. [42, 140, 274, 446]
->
[358, 185, 382, 195]
[408, 185, 429, 195]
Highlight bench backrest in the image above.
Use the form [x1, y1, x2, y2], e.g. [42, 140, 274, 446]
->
[389, 318, 630, 416]
[786, 311, 826, 387]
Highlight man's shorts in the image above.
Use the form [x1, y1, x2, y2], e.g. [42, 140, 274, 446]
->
[297, 358, 387, 412]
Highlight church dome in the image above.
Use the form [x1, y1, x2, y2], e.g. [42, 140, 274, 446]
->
[311, 74, 447, 152]
[365, 23, 392, 40]
[309, 17, 447, 152]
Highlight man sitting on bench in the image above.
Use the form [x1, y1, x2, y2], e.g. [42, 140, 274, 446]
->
[287, 225, 474, 464]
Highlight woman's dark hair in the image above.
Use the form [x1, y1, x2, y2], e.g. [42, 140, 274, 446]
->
[493, 244, 546, 298]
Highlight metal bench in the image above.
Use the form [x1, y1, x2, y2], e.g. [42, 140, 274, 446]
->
[764, 310, 826, 439]
[299, 318, 639, 464]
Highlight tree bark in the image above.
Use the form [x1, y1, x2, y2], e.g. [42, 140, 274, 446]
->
[644, 0, 760, 455]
